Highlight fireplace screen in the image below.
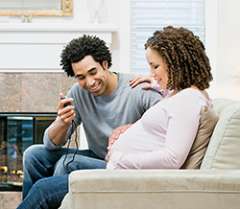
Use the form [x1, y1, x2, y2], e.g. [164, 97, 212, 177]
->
[0, 113, 56, 191]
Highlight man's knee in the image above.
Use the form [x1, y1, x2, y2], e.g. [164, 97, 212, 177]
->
[28, 178, 55, 206]
[53, 154, 86, 176]
[32, 178, 49, 194]
[53, 154, 79, 176]
[53, 155, 68, 176]
[53, 154, 106, 176]
[30, 175, 68, 207]
[23, 144, 46, 167]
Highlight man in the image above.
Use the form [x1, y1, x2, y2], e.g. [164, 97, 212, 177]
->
[17, 35, 162, 209]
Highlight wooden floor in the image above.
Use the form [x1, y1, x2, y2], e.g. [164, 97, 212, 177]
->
[0, 192, 21, 209]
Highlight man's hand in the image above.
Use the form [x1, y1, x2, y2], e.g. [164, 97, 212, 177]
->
[57, 93, 75, 125]
[48, 93, 76, 146]
[107, 124, 132, 150]
[129, 75, 159, 90]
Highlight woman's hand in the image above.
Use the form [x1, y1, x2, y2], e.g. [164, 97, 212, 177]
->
[105, 124, 132, 161]
[129, 75, 159, 90]
[107, 124, 132, 150]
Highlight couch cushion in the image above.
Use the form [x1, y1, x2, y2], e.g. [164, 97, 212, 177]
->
[201, 99, 240, 169]
[181, 107, 218, 169]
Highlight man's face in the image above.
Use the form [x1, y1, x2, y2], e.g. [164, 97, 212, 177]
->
[72, 55, 110, 96]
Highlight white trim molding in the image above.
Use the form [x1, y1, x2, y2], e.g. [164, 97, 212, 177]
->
[0, 23, 117, 72]
[204, 0, 220, 98]
[205, 0, 219, 87]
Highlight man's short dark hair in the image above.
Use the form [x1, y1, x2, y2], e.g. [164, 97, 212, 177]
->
[60, 35, 112, 77]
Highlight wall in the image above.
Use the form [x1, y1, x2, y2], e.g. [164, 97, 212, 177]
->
[0, 73, 74, 112]
[0, 0, 125, 74]
[214, 0, 240, 99]
[1, 0, 240, 112]
[206, 0, 240, 100]
[0, 0, 122, 112]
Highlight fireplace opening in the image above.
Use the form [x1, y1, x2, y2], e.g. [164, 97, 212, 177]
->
[0, 112, 56, 191]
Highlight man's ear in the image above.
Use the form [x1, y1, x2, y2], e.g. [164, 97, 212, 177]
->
[102, 60, 109, 70]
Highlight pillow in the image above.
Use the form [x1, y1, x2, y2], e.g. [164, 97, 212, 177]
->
[181, 107, 219, 169]
[201, 100, 240, 169]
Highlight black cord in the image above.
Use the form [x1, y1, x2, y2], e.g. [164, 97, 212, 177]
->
[62, 120, 79, 173]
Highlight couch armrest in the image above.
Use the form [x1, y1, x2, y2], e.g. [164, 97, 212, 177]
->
[70, 169, 240, 192]
[60, 169, 240, 209]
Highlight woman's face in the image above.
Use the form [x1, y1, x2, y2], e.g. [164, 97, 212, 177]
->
[145, 47, 169, 90]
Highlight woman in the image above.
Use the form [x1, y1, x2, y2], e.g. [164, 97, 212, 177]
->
[106, 26, 212, 169]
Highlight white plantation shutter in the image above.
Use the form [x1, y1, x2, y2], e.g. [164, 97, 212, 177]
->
[131, 0, 205, 74]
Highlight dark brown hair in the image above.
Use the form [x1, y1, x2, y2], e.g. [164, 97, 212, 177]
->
[145, 26, 212, 91]
[60, 35, 112, 77]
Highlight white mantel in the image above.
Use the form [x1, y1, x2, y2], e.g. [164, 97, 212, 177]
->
[0, 23, 117, 72]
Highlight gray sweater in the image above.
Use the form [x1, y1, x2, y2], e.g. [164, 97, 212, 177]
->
[44, 73, 162, 159]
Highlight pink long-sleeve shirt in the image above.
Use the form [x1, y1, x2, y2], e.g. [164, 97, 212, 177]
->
[107, 88, 210, 169]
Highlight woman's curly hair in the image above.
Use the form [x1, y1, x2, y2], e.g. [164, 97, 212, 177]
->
[145, 26, 212, 91]
[60, 35, 112, 77]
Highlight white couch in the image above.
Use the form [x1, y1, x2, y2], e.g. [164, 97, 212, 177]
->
[59, 99, 240, 209]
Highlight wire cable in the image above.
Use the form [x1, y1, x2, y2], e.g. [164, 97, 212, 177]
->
[62, 120, 79, 173]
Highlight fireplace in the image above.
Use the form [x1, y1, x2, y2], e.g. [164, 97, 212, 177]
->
[0, 112, 56, 191]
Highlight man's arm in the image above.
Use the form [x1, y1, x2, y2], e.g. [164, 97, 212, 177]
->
[45, 95, 76, 147]
[129, 75, 160, 91]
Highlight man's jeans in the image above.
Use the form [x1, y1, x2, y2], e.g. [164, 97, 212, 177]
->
[17, 144, 106, 209]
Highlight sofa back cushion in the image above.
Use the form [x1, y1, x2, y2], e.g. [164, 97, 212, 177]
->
[201, 99, 240, 169]
[181, 107, 218, 169]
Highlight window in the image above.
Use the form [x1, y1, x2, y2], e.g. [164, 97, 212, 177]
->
[130, 0, 205, 74]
